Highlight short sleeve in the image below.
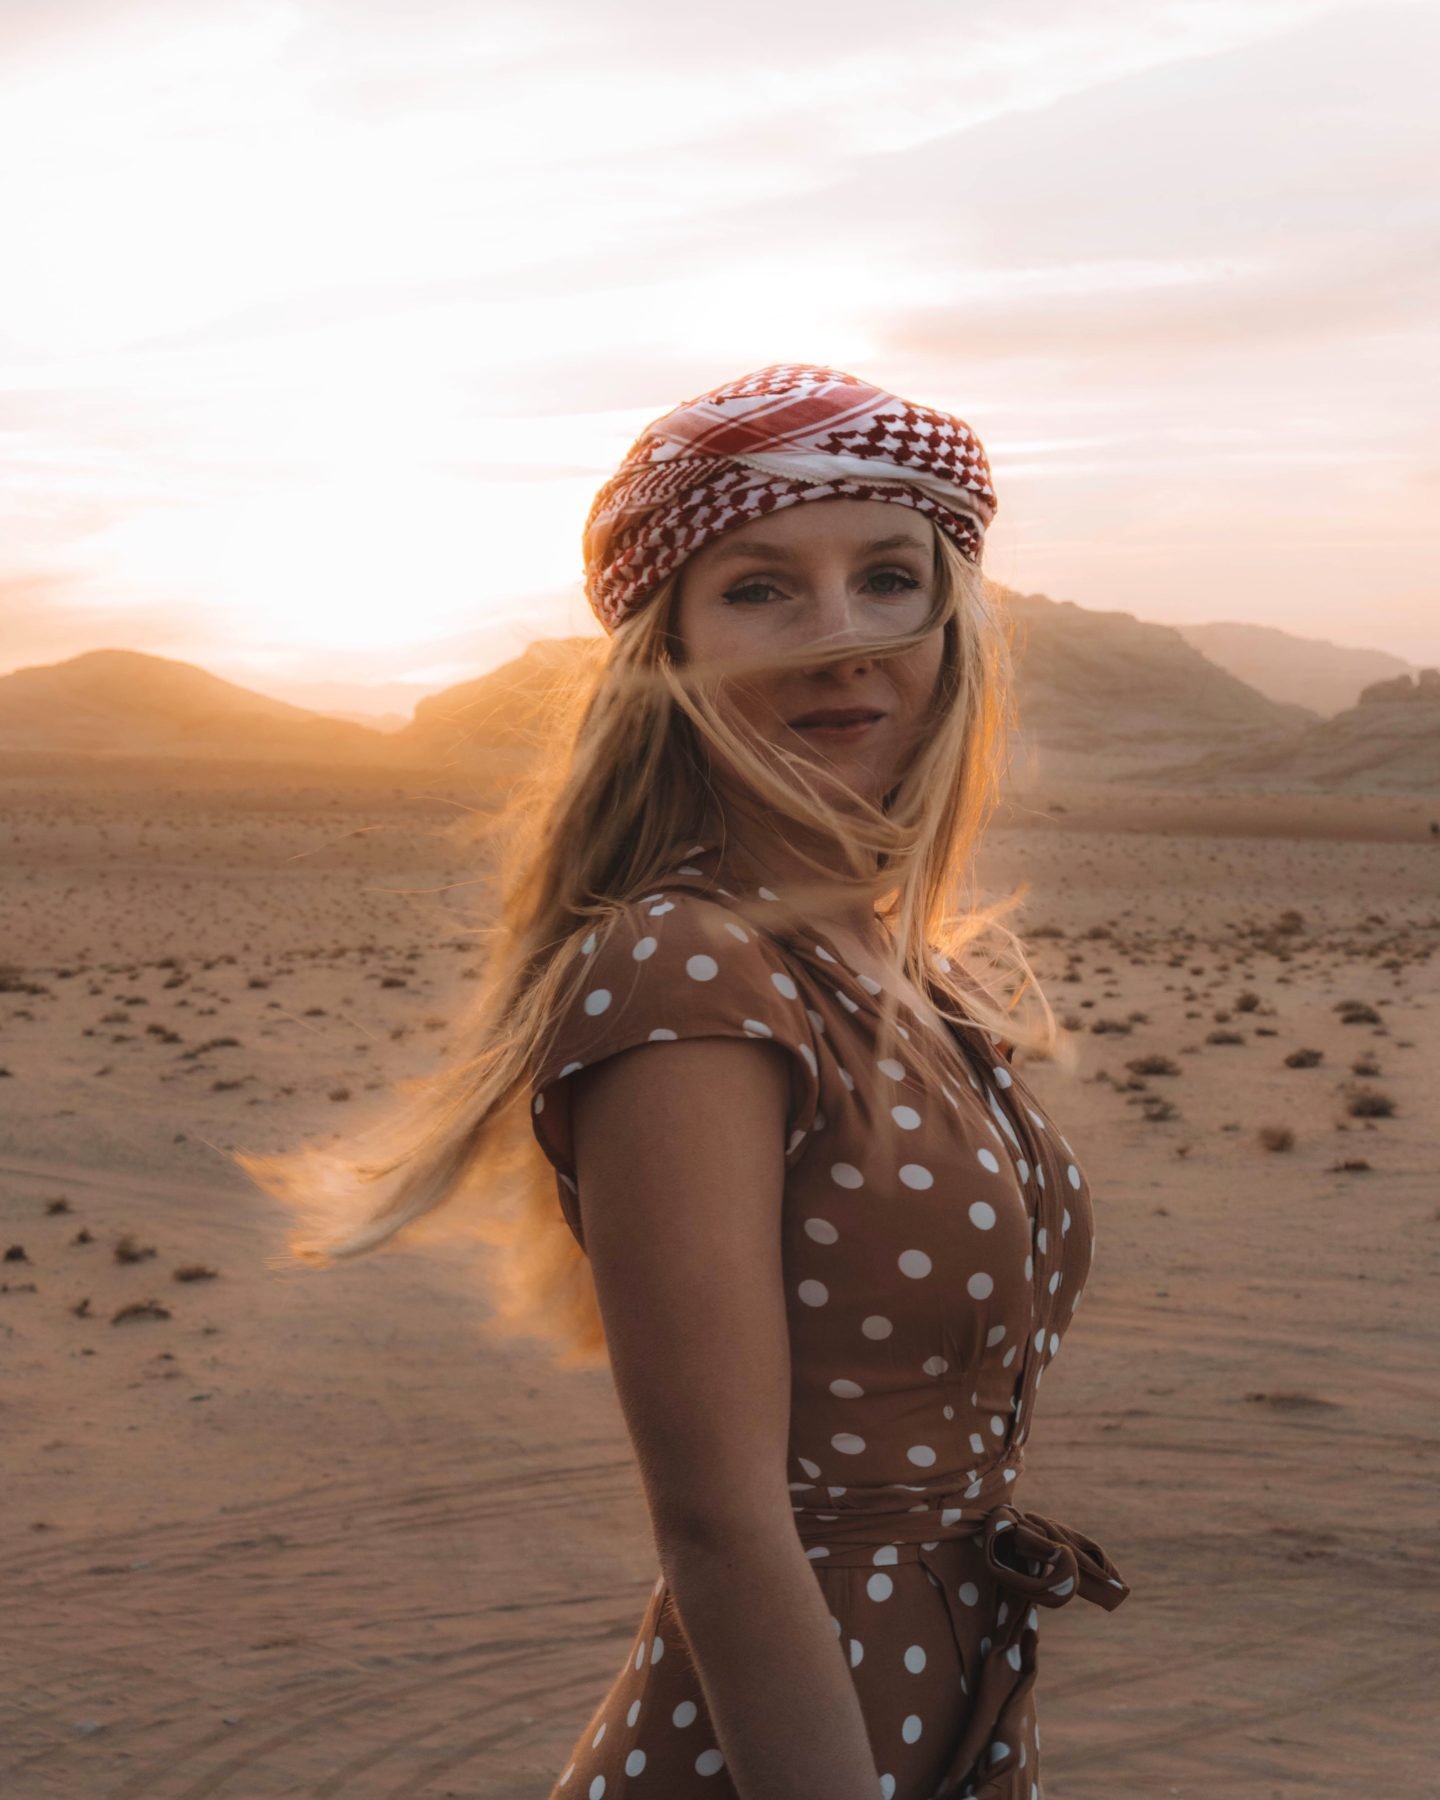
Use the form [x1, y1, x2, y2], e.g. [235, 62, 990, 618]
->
[529, 888, 823, 1236]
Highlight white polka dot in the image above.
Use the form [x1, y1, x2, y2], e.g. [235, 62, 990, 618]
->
[625, 1749, 647, 1776]
[1016, 1158, 1029, 1183]
[904, 1644, 927, 1673]
[742, 1018, 773, 1038]
[990, 1415, 1006, 1436]
[1024, 1254, 1033, 1281]
[634, 1642, 644, 1670]
[976, 1147, 1001, 1174]
[969, 1432, 985, 1455]
[672, 1700, 697, 1728]
[1036, 1227, 1048, 1253]
[872, 1544, 898, 1565]
[798, 1279, 828, 1307]
[831, 1162, 864, 1189]
[891, 1105, 922, 1130]
[902, 1714, 923, 1744]
[880, 1779, 896, 1800]
[589, 1778, 605, 1800]
[941, 1507, 964, 1526]
[866, 1572, 894, 1601]
[804, 1217, 839, 1244]
[650, 1634, 665, 1663]
[771, 971, 799, 1000]
[561, 1763, 575, 1786]
[695, 1747, 725, 1776]
[994, 1065, 1013, 1088]
[627, 1699, 641, 1727]
[989, 1741, 1010, 1763]
[877, 1057, 907, 1080]
[850, 1637, 864, 1667]
[647, 900, 674, 916]
[648, 1027, 677, 1041]
[830, 1378, 865, 1398]
[922, 1355, 948, 1376]
[968, 1201, 996, 1230]
[632, 936, 657, 961]
[686, 954, 719, 982]
[1049, 1331, 1060, 1355]
[593, 1723, 607, 1747]
[1003, 1345, 1018, 1367]
[583, 988, 612, 1016]
[907, 1444, 937, 1467]
[1035, 1328, 1046, 1351]
[899, 1249, 932, 1279]
[862, 1315, 893, 1339]
[986, 1324, 1007, 1347]
[1062, 1207, 1072, 1234]
[958, 1581, 979, 1605]
[967, 1271, 994, 1299]
[832, 1432, 866, 1455]
[899, 1163, 933, 1190]
[1067, 1164, 1081, 1189]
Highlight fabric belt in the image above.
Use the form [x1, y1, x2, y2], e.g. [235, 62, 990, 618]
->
[796, 1497, 1130, 1799]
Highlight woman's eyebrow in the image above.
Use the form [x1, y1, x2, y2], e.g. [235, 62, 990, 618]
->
[708, 532, 930, 563]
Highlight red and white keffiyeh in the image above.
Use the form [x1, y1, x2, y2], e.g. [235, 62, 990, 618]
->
[582, 363, 998, 633]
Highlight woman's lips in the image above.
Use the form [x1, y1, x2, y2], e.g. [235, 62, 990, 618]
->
[790, 714, 883, 739]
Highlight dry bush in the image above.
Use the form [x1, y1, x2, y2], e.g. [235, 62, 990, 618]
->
[112, 1299, 171, 1324]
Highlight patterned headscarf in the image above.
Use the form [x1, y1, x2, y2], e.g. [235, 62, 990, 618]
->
[581, 363, 998, 633]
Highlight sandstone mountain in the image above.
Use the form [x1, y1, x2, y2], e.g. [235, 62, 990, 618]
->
[1171, 619, 1418, 718]
[4, 597, 1429, 792]
[1136, 665, 1440, 793]
[0, 648, 399, 765]
[998, 589, 1314, 784]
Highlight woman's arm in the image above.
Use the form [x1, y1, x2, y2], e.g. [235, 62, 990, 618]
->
[571, 1034, 883, 1800]
[659, 1515, 883, 1800]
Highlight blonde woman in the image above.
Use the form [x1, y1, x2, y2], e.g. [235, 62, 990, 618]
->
[237, 363, 1130, 1800]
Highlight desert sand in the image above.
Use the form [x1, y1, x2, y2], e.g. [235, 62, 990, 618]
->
[2, 755, 1437, 1798]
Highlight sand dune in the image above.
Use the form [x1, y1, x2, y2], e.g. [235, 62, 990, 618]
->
[2, 757, 1437, 1796]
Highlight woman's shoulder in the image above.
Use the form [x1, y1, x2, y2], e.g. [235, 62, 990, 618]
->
[530, 869, 823, 1194]
[538, 871, 814, 1070]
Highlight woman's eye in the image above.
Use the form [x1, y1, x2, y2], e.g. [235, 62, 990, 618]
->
[721, 569, 922, 606]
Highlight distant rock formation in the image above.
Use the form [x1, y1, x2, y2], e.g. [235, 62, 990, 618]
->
[1357, 668, 1440, 705]
[0, 648, 399, 765]
[2, 606, 1429, 793]
[1174, 620, 1419, 718]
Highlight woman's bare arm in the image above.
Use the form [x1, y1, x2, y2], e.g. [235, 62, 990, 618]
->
[570, 1034, 882, 1800]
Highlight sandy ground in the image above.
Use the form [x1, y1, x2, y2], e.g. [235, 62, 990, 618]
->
[2, 756, 1438, 1799]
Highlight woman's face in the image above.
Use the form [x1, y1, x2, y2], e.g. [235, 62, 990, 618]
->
[672, 497, 946, 810]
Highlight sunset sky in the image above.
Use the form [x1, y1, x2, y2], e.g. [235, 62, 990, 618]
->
[2, 0, 1436, 712]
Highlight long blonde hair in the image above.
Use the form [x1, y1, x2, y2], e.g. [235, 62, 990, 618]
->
[231, 521, 1073, 1368]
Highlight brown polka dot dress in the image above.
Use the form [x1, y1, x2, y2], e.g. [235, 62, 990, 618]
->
[530, 842, 1130, 1800]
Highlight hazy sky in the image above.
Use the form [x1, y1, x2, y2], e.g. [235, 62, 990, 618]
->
[3, 0, 1437, 701]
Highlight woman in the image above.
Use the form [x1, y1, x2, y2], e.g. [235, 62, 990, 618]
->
[236, 363, 1130, 1800]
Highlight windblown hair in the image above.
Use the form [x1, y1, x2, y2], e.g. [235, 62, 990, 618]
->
[232, 521, 1074, 1369]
